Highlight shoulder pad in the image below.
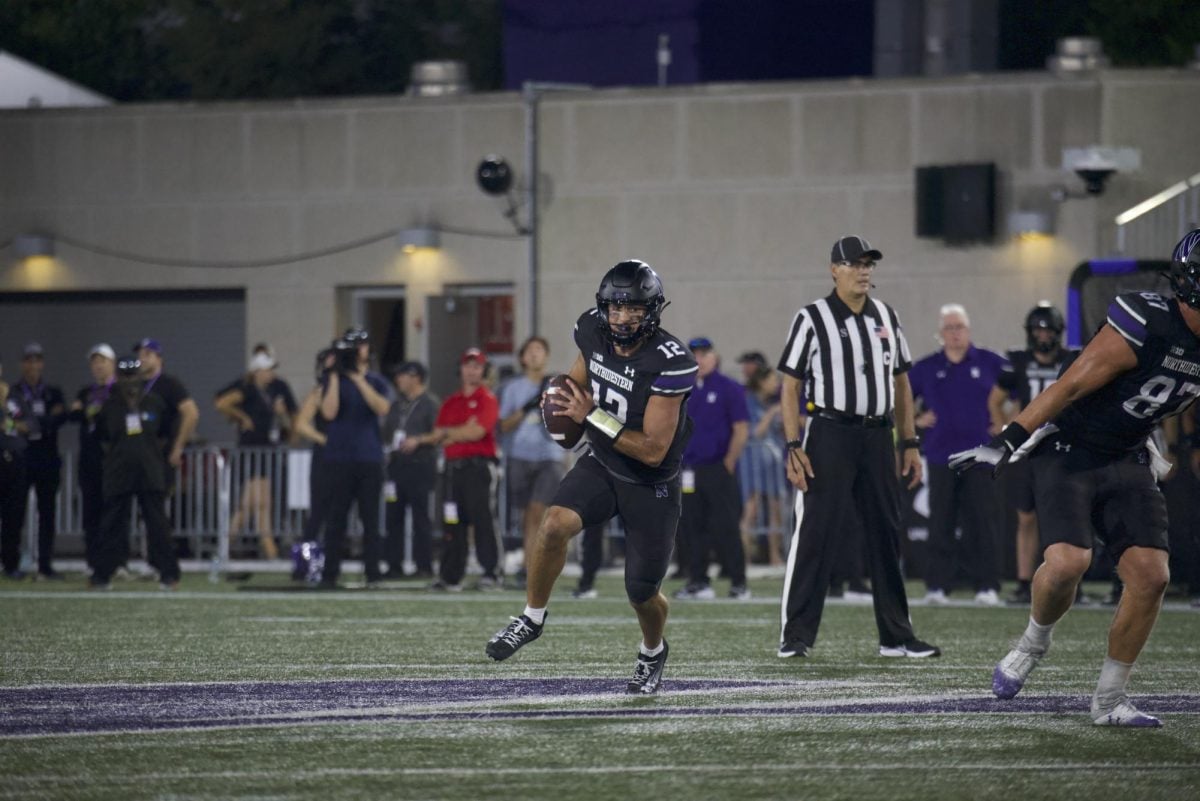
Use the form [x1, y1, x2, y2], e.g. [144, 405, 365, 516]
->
[1107, 292, 1173, 349]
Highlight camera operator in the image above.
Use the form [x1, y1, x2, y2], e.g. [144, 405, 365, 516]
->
[317, 329, 391, 588]
[92, 359, 179, 591]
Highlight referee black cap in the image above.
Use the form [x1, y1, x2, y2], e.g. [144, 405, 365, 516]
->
[831, 236, 882, 264]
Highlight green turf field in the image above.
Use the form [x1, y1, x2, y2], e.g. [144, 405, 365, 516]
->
[1, 573, 1198, 800]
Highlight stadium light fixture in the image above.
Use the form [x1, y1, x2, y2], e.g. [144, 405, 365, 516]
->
[14, 234, 55, 258]
[397, 228, 441, 254]
[1007, 210, 1053, 240]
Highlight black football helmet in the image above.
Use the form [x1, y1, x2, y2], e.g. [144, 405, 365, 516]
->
[1168, 229, 1200, 311]
[596, 260, 667, 347]
[1024, 301, 1064, 354]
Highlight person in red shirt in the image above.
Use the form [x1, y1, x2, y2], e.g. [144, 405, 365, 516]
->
[418, 347, 501, 590]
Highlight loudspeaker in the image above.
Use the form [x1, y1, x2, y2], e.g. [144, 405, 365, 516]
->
[914, 163, 996, 243]
[915, 166, 945, 238]
[943, 163, 995, 243]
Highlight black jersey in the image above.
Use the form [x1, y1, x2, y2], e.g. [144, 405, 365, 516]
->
[573, 309, 698, 484]
[996, 347, 1077, 408]
[1055, 292, 1200, 454]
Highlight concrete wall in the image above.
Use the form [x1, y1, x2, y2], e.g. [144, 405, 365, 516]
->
[3, 69, 1199, 393]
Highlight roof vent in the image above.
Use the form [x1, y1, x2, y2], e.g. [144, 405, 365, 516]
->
[408, 60, 470, 97]
[1047, 37, 1109, 75]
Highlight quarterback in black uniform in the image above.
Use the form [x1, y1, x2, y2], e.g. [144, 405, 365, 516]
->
[987, 302, 1078, 603]
[951, 229, 1200, 728]
[486, 260, 698, 695]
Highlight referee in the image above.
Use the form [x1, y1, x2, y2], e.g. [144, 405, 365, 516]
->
[776, 235, 940, 659]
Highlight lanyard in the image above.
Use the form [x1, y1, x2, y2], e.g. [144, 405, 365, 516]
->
[90, 380, 114, 406]
[144, 372, 161, 394]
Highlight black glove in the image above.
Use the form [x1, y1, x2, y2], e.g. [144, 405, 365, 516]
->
[947, 422, 1031, 477]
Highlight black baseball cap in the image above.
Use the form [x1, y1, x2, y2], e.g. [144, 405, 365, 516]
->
[395, 361, 427, 381]
[737, 351, 766, 366]
[831, 236, 882, 264]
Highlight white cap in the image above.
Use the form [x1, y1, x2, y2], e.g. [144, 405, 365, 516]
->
[248, 352, 275, 372]
[88, 343, 116, 361]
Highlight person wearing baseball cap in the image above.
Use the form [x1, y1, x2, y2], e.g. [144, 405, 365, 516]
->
[422, 346, 501, 591]
[775, 234, 938, 660]
[11, 342, 68, 579]
[317, 328, 392, 588]
[674, 337, 751, 601]
[213, 350, 299, 561]
[69, 344, 118, 574]
[381, 360, 439, 579]
[134, 337, 199, 479]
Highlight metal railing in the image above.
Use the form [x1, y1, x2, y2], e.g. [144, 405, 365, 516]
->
[20, 441, 798, 574]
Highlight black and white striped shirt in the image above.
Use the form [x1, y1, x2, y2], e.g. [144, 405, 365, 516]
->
[777, 291, 912, 417]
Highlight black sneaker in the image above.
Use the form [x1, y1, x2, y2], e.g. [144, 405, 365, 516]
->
[777, 639, 810, 658]
[486, 613, 545, 661]
[879, 638, 941, 658]
[627, 639, 669, 695]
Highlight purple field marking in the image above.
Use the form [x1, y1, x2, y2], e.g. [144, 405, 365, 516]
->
[1, 679, 1197, 737]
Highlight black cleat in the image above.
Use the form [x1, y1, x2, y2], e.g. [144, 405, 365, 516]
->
[627, 640, 669, 695]
[486, 613, 545, 661]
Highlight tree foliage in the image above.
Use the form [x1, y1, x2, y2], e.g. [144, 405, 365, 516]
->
[0, 0, 502, 101]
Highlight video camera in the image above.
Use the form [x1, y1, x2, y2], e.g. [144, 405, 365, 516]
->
[332, 338, 359, 373]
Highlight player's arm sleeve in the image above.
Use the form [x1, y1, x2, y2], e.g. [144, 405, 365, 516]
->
[777, 309, 814, 379]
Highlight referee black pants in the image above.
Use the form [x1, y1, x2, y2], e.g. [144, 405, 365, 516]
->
[780, 417, 915, 649]
[925, 463, 1002, 593]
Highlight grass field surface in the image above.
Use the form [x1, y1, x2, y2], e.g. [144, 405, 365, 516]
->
[2, 573, 1198, 800]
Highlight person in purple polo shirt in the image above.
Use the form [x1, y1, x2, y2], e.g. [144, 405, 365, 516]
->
[674, 337, 751, 600]
[909, 304, 1008, 606]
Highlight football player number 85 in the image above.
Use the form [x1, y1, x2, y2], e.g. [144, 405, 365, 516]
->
[591, 381, 629, 424]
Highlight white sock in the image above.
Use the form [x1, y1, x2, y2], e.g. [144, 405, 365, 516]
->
[1093, 656, 1133, 708]
[1018, 616, 1054, 653]
[522, 606, 546, 625]
[639, 641, 664, 657]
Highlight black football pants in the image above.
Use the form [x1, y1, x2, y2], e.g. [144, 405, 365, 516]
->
[780, 417, 915, 648]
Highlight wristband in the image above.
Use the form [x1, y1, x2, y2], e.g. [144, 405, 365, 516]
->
[786, 439, 804, 450]
[998, 422, 1031, 453]
[899, 438, 920, 451]
[585, 407, 624, 440]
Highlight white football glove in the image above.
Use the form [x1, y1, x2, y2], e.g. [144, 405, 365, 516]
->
[947, 423, 1031, 477]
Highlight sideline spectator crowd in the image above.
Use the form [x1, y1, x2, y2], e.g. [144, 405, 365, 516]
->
[4, 304, 1195, 607]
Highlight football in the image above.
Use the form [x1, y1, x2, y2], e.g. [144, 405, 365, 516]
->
[542, 374, 585, 449]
